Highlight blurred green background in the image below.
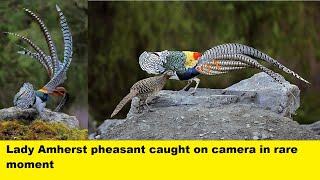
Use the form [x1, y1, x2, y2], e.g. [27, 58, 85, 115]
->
[89, 1, 320, 128]
[0, 0, 88, 128]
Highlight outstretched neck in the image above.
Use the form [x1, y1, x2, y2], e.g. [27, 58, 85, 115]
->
[161, 73, 172, 80]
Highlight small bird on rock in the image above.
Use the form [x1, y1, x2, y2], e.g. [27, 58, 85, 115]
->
[110, 70, 174, 118]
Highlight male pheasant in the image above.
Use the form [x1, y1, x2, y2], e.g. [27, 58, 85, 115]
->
[7, 5, 72, 113]
[139, 43, 310, 94]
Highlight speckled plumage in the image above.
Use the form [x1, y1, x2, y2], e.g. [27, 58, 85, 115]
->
[13, 83, 36, 109]
[110, 71, 174, 118]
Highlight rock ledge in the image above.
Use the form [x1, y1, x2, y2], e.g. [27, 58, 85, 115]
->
[91, 72, 319, 140]
[0, 107, 79, 128]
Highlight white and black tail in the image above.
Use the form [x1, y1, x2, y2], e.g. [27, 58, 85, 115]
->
[196, 59, 250, 75]
[24, 7, 61, 77]
[198, 43, 310, 84]
[54, 92, 69, 112]
[56, 5, 72, 73]
[43, 5, 73, 93]
[4, 32, 54, 77]
[209, 54, 285, 84]
[15, 44, 52, 75]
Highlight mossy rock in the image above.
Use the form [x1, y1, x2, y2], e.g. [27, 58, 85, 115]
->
[0, 120, 87, 140]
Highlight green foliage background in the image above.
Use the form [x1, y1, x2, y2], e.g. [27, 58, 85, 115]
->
[0, 0, 88, 127]
[89, 1, 320, 125]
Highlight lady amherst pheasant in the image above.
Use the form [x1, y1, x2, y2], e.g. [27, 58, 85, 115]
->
[110, 70, 175, 118]
[7, 5, 72, 113]
[139, 43, 310, 94]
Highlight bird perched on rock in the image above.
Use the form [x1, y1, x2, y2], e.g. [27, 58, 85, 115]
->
[110, 70, 174, 118]
[6, 5, 72, 113]
[139, 43, 310, 94]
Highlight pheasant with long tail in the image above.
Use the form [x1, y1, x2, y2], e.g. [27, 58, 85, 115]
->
[6, 5, 72, 113]
[139, 43, 310, 94]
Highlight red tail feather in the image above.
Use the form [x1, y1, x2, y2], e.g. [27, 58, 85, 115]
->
[49, 86, 66, 96]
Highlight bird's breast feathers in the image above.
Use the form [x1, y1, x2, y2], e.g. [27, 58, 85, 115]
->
[182, 51, 202, 68]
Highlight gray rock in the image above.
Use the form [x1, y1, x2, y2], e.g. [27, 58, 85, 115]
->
[89, 119, 126, 140]
[88, 133, 96, 140]
[253, 136, 260, 140]
[261, 133, 269, 139]
[301, 121, 320, 135]
[252, 132, 260, 136]
[0, 107, 79, 128]
[95, 72, 319, 140]
[226, 72, 300, 118]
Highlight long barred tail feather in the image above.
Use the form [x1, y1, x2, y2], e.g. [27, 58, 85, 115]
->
[198, 54, 299, 102]
[195, 67, 229, 76]
[24, 8, 60, 77]
[56, 5, 72, 69]
[43, 5, 73, 93]
[54, 92, 69, 112]
[111, 91, 138, 118]
[16, 44, 33, 56]
[4, 32, 54, 77]
[207, 59, 251, 67]
[45, 6, 72, 92]
[196, 58, 251, 75]
[196, 65, 246, 75]
[49, 86, 67, 96]
[199, 43, 310, 84]
[15, 44, 52, 76]
[214, 54, 285, 84]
